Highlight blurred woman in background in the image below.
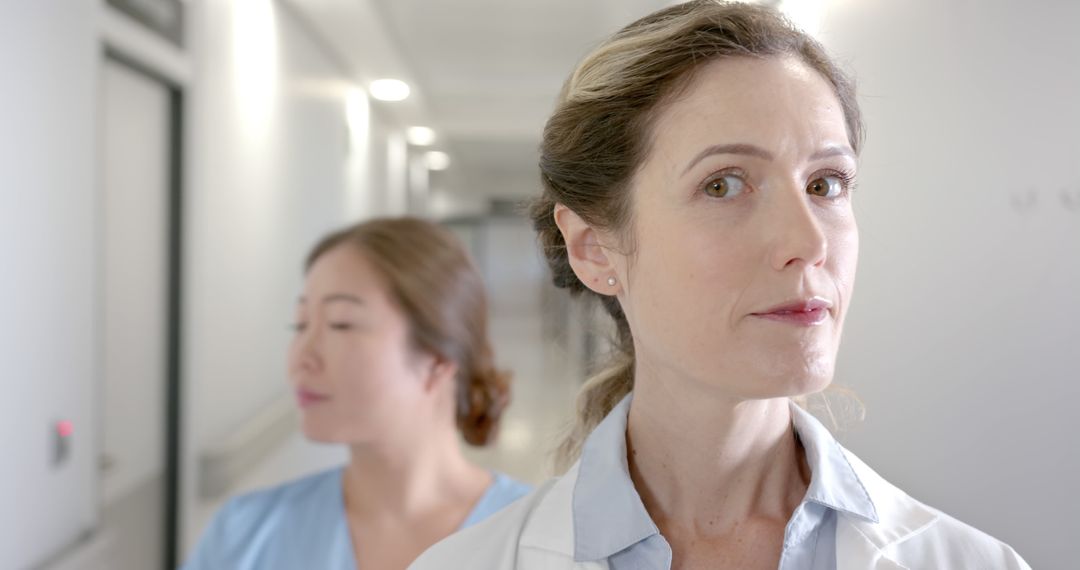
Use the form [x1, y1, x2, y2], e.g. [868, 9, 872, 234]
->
[184, 217, 530, 569]
[411, 2, 1030, 569]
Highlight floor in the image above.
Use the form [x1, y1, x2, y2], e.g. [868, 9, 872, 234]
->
[45, 476, 163, 570]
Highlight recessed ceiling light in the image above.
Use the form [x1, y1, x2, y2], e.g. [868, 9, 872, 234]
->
[369, 78, 410, 101]
[425, 151, 451, 171]
[406, 126, 436, 146]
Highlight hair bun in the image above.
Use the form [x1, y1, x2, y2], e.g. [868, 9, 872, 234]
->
[458, 367, 512, 446]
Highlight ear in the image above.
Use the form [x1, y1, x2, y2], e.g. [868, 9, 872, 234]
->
[553, 203, 621, 296]
[422, 355, 459, 394]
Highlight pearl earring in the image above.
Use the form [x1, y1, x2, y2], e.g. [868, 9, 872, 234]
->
[607, 276, 617, 286]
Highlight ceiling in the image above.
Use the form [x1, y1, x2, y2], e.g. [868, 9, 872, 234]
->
[289, 0, 679, 200]
[369, 0, 675, 141]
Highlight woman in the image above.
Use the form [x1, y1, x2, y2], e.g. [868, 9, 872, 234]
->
[411, 2, 1030, 569]
[184, 218, 531, 569]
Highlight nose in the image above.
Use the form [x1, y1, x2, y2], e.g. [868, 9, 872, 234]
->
[289, 325, 322, 377]
[768, 190, 828, 272]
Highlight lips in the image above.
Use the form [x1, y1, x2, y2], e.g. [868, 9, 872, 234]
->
[752, 297, 833, 326]
[296, 388, 330, 408]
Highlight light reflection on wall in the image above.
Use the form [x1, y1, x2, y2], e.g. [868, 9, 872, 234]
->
[232, 0, 279, 140]
[345, 87, 372, 219]
[386, 131, 408, 215]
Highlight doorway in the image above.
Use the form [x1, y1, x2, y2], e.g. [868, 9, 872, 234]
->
[97, 52, 184, 570]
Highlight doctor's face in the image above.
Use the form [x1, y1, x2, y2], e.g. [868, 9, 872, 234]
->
[288, 244, 435, 444]
[614, 55, 860, 400]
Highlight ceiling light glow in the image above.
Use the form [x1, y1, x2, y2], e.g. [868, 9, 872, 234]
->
[407, 126, 436, 146]
[369, 78, 411, 101]
[425, 151, 451, 171]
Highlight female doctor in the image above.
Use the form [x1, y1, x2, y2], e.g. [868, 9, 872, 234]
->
[184, 218, 530, 569]
[411, 2, 1031, 569]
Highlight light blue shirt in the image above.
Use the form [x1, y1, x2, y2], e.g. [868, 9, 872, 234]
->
[572, 394, 879, 569]
[182, 467, 531, 570]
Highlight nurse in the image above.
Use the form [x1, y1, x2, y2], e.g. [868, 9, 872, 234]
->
[411, 2, 1030, 569]
[184, 217, 531, 569]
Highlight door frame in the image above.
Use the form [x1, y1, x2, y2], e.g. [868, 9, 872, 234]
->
[100, 48, 185, 570]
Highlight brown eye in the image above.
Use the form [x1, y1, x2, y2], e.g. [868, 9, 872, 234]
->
[703, 174, 746, 198]
[807, 176, 843, 198]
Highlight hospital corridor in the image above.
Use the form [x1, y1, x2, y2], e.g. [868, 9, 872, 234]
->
[2, 1, 1078, 569]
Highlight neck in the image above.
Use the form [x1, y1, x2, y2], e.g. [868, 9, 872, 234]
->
[341, 426, 488, 522]
[626, 364, 809, 535]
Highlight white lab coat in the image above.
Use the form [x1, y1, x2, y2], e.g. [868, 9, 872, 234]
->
[410, 448, 1031, 569]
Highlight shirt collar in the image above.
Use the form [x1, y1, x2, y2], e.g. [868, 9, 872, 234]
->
[572, 393, 657, 561]
[571, 393, 879, 562]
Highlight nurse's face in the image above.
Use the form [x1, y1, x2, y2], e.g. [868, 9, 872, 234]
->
[288, 244, 437, 443]
[616, 55, 859, 400]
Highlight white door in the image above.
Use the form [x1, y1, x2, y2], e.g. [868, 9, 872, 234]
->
[97, 57, 171, 570]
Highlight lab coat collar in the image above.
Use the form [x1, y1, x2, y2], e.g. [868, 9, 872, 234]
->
[837, 449, 939, 569]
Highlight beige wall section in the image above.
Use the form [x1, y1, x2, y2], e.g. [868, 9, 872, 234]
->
[817, 1, 1080, 567]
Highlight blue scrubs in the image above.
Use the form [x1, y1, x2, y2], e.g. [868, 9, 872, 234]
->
[182, 468, 531, 569]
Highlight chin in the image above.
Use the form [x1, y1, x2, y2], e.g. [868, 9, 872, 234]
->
[731, 379, 829, 401]
[783, 373, 833, 399]
[734, 362, 835, 401]
[301, 415, 380, 446]
[299, 416, 349, 444]
[299, 426, 336, 444]
[768, 348, 836, 394]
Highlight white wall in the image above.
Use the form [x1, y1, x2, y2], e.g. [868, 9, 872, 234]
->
[180, 0, 400, 553]
[0, 0, 99, 567]
[818, 1, 1080, 566]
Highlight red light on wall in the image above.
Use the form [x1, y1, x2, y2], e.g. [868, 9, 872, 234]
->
[57, 420, 74, 438]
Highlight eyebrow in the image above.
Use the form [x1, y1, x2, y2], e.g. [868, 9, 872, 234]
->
[296, 293, 365, 305]
[809, 145, 856, 162]
[681, 143, 856, 176]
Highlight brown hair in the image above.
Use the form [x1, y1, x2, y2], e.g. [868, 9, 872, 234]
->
[530, 0, 864, 471]
[306, 217, 510, 446]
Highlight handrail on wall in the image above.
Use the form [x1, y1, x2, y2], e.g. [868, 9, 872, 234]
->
[197, 394, 296, 499]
